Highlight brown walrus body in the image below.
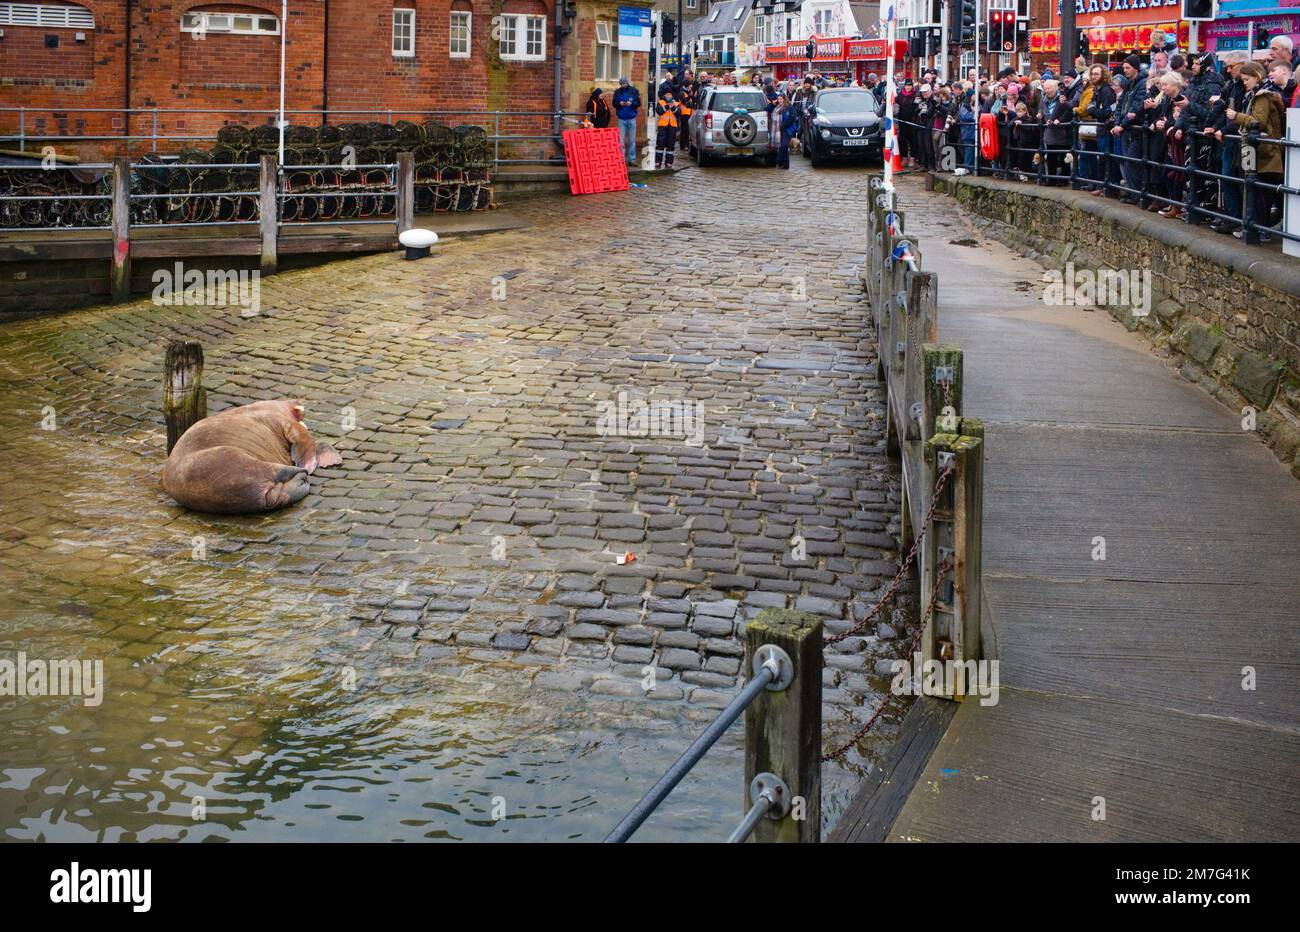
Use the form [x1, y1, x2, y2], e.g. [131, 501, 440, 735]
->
[162, 399, 341, 514]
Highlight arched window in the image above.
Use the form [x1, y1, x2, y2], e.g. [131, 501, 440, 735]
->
[0, 3, 95, 28]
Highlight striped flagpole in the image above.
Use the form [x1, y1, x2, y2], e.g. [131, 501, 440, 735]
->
[881, 2, 900, 196]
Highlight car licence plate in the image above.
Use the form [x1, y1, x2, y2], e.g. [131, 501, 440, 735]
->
[726, 147, 751, 156]
[841, 139, 871, 146]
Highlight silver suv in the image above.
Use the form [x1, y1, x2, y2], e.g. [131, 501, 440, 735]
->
[687, 86, 775, 166]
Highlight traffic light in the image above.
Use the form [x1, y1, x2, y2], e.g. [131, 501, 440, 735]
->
[1181, 0, 1215, 20]
[661, 15, 676, 45]
[989, 10, 1010, 52]
[1078, 28, 1089, 58]
[951, 0, 976, 44]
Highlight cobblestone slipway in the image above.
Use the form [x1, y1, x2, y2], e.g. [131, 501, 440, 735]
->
[0, 157, 910, 841]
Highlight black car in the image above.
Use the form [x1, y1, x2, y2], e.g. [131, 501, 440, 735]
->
[801, 88, 884, 167]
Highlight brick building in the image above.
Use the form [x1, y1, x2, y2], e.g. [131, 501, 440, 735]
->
[0, 0, 653, 158]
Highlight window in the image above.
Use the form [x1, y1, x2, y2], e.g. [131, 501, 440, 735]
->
[180, 10, 279, 36]
[499, 13, 545, 61]
[595, 20, 629, 82]
[392, 8, 414, 57]
[813, 9, 833, 34]
[0, 2, 94, 28]
[685, 0, 696, 8]
[450, 10, 471, 58]
[754, 15, 765, 45]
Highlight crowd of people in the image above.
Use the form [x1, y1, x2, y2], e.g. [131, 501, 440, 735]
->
[578, 30, 1297, 241]
[887, 31, 1299, 241]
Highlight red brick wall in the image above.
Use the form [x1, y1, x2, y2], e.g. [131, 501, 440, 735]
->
[0, 0, 653, 157]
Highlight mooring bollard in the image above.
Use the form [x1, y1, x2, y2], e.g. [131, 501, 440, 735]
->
[744, 609, 822, 843]
[920, 424, 984, 698]
[164, 340, 207, 454]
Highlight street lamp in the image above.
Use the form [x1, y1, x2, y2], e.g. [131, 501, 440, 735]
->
[278, 0, 287, 164]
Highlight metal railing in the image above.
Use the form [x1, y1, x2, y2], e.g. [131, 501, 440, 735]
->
[604, 644, 796, 843]
[891, 113, 1299, 247]
[0, 107, 589, 171]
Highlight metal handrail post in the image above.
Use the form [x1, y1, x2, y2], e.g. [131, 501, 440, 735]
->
[604, 660, 778, 843]
[1242, 131, 1259, 244]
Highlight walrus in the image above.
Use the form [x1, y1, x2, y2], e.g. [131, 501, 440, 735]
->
[162, 399, 341, 514]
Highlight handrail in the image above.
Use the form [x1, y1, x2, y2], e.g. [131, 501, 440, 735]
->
[604, 645, 792, 843]
[889, 113, 1300, 247]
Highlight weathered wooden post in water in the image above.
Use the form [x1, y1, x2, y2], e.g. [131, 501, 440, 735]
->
[396, 152, 415, 237]
[743, 609, 822, 842]
[164, 341, 206, 454]
[110, 156, 131, 303]
[259, 154, 279, 276]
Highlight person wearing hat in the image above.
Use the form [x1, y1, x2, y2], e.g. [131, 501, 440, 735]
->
[585, 87, 611, 129]
[612, 77, 642, 164]
[1226, 61, 1286, 239]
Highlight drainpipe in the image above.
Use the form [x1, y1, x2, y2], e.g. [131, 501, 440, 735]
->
[124, 0, 133, 149]
[321, 0, 330, 124]
[553, 1, 566, 151]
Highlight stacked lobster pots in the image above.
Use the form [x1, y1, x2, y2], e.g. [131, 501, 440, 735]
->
[0, 119, 494, 230]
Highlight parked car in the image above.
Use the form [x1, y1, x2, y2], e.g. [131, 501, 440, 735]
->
[800, 88, 883, 167]
[688, 86, 775, 167]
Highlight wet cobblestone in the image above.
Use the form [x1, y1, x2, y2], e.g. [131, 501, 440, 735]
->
[0, 160, 917, 840]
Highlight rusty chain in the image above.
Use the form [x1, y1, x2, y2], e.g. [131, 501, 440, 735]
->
[825, 463, 954, 646]
[821, 556, 953, 762]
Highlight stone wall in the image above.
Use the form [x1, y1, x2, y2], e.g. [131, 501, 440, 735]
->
[938, 174, 1300, 478]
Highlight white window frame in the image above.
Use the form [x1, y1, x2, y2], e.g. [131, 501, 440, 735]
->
[180, 10, 279, 36]
[812, 9, 833, 35]
[595, 19, 627, 83]
[499, 13, 546, 62]
[685, 0, 696, 8]
[0, 2, 95, 29]
[392, 8, 415, 58]
[450, 10, 471, 58]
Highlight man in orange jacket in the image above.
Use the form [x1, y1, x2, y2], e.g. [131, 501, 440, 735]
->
[656, 91, 681, 169]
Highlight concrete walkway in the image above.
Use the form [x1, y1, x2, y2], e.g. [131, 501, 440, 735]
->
[880, 176, 1300, 842]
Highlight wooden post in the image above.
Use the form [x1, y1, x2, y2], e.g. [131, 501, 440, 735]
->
[920, 428, 984, 699]
[744, 609, 822, 843]
[110, 156, 131, 303]
[396, 151, 415, 235]
[888, 243, 920, 385]
[920, 344, 963, 447]
[259, 154, 278, 276]
[902, 272, 939, 443]
[164, 341, 207, 454]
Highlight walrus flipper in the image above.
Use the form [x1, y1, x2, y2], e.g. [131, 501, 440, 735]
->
[163, 446, 309, 515]
[316, 443, 342, 469]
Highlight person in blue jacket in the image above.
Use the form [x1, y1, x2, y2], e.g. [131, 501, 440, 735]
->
[958, 88, 978, 173]
[611, 77, 642, 165]
[775, 92, 799, 169]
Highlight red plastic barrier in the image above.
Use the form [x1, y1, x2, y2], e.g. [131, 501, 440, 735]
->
[562, 127, 630, 196]
[979, 113, 1000, 161]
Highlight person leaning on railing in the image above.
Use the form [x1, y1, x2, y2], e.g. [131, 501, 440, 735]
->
[1172, 52, 1223, 211]
[1038, 79, 1074, 186]
[1226, 62, 1286, 242]
[1111, 56, 1150, 204]
[1077, 64, 1116, 195]
[1206, 50, 1250, 234]
[1145, 71, 1186, 213]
